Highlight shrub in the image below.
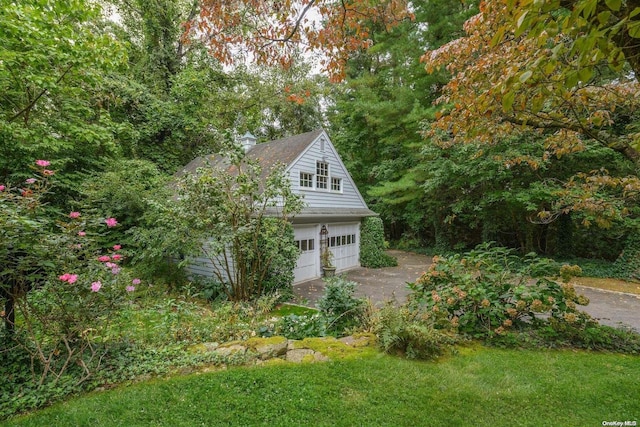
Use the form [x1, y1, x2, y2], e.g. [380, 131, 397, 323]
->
[275, 314, 326, 340]
[408, 243, 590, 339]
[611, 231, 640, 279]
[0, 162, 154, 386]
[80, 159, 167, 250]
[317, 276, 367, 336]
[372, 303, 457, 359]
[360, 217, 397, 268]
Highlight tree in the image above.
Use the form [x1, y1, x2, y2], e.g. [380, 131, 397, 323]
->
[423, 0, 640, 166]
[191, 0, 413, 82]
[0, 0, 127, 206]
[422, 0, 640, 224]
[139, 150, 304, 301]
[328, 0, 477, 242]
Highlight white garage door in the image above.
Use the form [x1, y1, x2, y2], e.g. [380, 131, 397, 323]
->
[326, 222, 360, 272]
[293, 225, 319, 283]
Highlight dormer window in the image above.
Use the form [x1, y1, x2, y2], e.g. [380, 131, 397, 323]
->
[316, 161, 328, 189]
[299, 160, 342, 192]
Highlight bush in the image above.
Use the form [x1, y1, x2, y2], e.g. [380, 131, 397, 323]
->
[275, 314, 326, 340]
[1, 161, 149, 386]
[372, 303, 457, 360]
[408, 243, 590, 339]
[360, 217, 397, 268]
[488, 322, 640, 354]
[317, 276, 367, 336]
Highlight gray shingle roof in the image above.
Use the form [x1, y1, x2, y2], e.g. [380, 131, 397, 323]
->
[177, 129, 324, 179]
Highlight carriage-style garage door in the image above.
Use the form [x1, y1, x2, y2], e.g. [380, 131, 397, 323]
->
[326, 222, 360, 272]
[293, 225, 319, 283]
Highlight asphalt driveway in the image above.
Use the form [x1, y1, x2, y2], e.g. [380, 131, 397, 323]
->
[293, 250, 640, 332]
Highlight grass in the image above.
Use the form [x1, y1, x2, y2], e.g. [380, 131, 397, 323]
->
[5, 346, 639, 427]
[575, 277, 640, 295]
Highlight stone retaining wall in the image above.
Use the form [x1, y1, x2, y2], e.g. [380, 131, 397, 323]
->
[189, 334, 375, 365]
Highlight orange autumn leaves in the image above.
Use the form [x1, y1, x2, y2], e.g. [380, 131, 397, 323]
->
[188, 0, 412, 82]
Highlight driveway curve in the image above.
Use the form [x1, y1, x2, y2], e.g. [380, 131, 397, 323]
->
[293, 250, 640, 332]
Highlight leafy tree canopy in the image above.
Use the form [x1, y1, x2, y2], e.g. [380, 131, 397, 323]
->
[0, 0, 127, 204]
[423, 0, 640, 166]
[191, 0, 414, 82]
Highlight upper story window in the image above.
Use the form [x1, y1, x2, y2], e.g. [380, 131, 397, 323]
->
[316, 161, 328, 190]
[331, 177, 342, 192]
[299, 172, 313, 188]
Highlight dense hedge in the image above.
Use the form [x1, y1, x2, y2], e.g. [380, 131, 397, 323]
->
[360, 217, 398, 268]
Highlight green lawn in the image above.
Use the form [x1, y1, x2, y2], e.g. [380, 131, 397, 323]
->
[5, 347, 639, 427]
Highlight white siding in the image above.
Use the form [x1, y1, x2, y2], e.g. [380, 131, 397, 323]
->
[287, 134, 368, 210]
[183, 241, 235, 284]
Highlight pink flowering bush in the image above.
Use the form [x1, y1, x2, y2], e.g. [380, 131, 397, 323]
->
[1, 161, 148, 387]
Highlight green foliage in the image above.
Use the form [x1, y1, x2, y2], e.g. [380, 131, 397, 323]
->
[137, 154, 303, 301]
[1, 288, 285, 419]
[0, 0, 127, 206]
[0, 164, 173, 419]
[0, 338, 248, 420]
[541, 320, 640, 353]
[274, 314, 326, 340]
[359, 217, 397, 268]
[408, 243, 590, 339]
[372, 303, 457, 359]
[611, 230, 640, 279]
[316, 276, 367, 336]
[80, 159, 168, 249]
[328, 0, 478, 243]
[257, 220, 297, 299]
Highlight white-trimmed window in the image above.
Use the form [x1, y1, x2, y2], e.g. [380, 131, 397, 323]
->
[299, 172, 313, 188]
[331, 177, 342, 192]
[295, 239, 315, 252]
[316, 161, 328, 189]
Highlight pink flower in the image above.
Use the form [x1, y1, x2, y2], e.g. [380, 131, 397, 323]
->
[69, 211, 81, 219]
[105, 218, 118, 227]
[0, 185, 5, 192]
[91, 281, 102, 292]
[111, 267, 120, 275]
[25, 178, 36, 184]
[42, 169, 55, 176]
[78, 231, 86, 237]
[126, 285, 135, 292]
[58, 273, 78, 283]
[132, 278, 141, 285]
[105, 262, 116, 268]
[36, 160, 50, 167]
[98, 255, 111, 262]
[113, 244, 121, 251]
[111, 254, 123, 261]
